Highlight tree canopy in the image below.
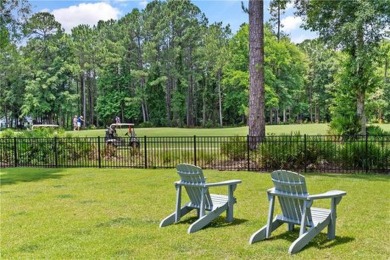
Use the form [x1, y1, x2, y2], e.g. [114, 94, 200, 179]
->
[0, 0, 388, 134]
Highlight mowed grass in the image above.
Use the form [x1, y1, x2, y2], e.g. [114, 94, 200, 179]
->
[69, 123, 390, 137]
[1, 168, 389, 259]
[70, 124, 330, 137]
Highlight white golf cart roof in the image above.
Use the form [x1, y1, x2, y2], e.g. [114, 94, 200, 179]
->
[32, 124, 59, 130]
[109, 123, 135, 127]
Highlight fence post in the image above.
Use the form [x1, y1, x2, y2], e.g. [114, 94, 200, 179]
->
[247, 135, 250, 171]
[54, 137, 58, 168]
[144, 136, 147, 169]
[194, 135, 197, 166]
[304, 134, 307, 173]
[13, 137, 17, 167]
[98, 137, 101, 168]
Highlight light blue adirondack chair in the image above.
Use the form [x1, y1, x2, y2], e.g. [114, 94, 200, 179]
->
[249, 170, 346, 254]
[160, 163, 242, 233]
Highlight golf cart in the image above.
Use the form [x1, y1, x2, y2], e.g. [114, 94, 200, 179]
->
[31, 124, 59, 130]
[105, 123, 140, 148]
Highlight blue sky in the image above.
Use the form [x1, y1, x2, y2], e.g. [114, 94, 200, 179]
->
[30, 0, 317, 43]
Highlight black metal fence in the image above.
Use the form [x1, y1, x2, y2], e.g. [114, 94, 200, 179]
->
[0, 135, 389, 173]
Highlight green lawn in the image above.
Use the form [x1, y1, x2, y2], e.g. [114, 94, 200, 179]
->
[70, 124, 328, 138]
[2, 123, 389, 138]
[68, 123, 390, 137]
[1, 168, 389, 259]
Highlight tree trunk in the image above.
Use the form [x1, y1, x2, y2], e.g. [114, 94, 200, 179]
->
[186, 62, 195, 127]
[202, 73, 207, 127]
[356, 26, 366, 135]
[357, 90, 366, 135]
[81, 73, 86, 126]
[385, 52, 389, 84]
[248, 0, 265, 148]
[217, 69, 223, 127]
[166, 77, 173, 126]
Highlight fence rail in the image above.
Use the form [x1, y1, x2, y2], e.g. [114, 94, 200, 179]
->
[1, 135, 389, 173]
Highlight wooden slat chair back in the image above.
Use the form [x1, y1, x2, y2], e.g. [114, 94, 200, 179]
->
[160, 164, 241, 233]
[250, 170, 346, 254]
[176, 164, 213, 211]
[271, 171, 311, 226]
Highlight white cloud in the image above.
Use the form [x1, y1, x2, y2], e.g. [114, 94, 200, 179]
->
[281, 14, 319, 43]
[51, 2, 120, 33]
[290, 31, 318, 44]
[39, 8, 51, 13]
[285, 2, 295, 11]
[281, 15, 302, 33]
[139, 1, 148, 9]
[112, 0, 148, 9]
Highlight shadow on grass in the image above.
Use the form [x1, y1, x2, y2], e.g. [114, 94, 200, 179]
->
[176, 216, 248, 229]
[306, 173, 390, 181]
[0, 168, 66, 186]
[266, 230, 354, 252]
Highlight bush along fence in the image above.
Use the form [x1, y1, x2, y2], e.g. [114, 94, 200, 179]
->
[0, 134, 389, 173]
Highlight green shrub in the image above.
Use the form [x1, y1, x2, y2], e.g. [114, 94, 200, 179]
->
[339, 141, 390, 170]
[1, 129, 96, 165]
[220, 136, 247, 160]
[162, 151, 176, 164]
[259, 135, 304, 169]
[306, 136, 337, 162]
[197, 150, 218, 165]
[103, 144, 117, 158]
[367, 125, 388, 135]
[139, 121, 154, 128]
[258, 135, 337, 170]
[0, 129, 16, 138]
[329, 114, 361, 136]
[0, 139, 14, 164]
[0, 130, 16, 164]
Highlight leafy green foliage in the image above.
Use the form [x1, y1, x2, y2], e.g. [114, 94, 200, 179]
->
[1, 0, 389, 131]
[197, 150, 218, 165]
[1, 0, 31, 45]
[296, 0, 390, 134]
[220, 136, 247, 160]
[20, 13, 77, 124]
[298, 39, 340, 122]
[366, 125, 388, 136]
[259, 134, 305, 169]
[329, 114, 361, 137]
[339, 141, 390, 170]
[0, 128, 96, 165]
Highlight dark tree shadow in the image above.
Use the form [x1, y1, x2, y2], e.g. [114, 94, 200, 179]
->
[0, 168, 66, 186]
[174, 215, 248, 229]
[305, 173, 390, 182]
[265, 229, 354, 252]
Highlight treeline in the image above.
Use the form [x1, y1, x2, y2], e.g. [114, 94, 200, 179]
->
[1, 0, 389, 130]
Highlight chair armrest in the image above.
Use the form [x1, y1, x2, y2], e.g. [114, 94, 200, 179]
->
[206, 180, 242, 187]
[174, 181, 200, 188]
[308, 190, 346, 200]
[267, 187, 276, 193]
[267, 188, 346, 201]
[267, 188, 309, 200]
[174, 180, 241, 188]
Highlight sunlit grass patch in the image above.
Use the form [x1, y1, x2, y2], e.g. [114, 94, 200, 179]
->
[1, 168, 389, 259]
